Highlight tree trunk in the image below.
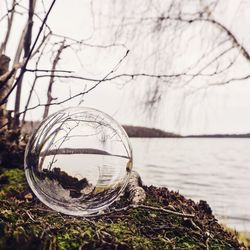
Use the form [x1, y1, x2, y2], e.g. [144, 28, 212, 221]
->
[13, 0, 36, 129]
[0, 55, 11, 129]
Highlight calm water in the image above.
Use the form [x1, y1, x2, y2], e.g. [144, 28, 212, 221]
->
[131, 138, 250, 233]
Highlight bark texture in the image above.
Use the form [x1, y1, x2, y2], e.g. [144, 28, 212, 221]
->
[0, 55, 11, 128]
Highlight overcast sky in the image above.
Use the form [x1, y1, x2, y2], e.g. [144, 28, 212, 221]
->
[2, 0, 250, 135]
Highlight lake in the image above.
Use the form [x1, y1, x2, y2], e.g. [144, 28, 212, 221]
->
[131, 138, 250, 233]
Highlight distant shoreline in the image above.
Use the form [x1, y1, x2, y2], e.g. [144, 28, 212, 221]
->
[185, 134, 250, 138]
[123, 126, 250, 138]
[21, 121, 250, 138]
[122, 125, 180, 138]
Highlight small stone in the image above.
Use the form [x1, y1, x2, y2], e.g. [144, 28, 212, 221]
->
[24, 193, 33, 200]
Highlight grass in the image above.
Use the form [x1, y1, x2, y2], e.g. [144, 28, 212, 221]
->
[223, 224, 250, 249]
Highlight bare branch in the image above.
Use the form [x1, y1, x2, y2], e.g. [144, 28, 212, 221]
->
[17, 50, 130, 115]
[0, 0, 57, 106]
[0, 0, 16, 54]
[43, 40, 67, 119]
[22, 39, 49, 124]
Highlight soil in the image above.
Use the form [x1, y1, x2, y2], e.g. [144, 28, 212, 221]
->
[0, 130, 248, 250]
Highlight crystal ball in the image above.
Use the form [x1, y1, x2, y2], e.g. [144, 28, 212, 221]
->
[24, 107, 133, 216]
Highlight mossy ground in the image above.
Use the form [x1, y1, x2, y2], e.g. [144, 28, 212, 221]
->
[0, 130, 248, 249]
[0, 166, 247, 250]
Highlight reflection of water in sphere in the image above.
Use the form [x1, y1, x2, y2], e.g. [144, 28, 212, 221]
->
[24, 107, 132, 216]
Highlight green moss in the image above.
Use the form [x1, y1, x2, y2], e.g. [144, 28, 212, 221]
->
[0, 168, 26, 196]
[0, 167, 246, 250]
[175, 237, 197, 249]
[57, 233, 81, 250]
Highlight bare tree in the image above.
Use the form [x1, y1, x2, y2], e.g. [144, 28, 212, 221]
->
[0, 0, 249, 130]
[0, 0, 56, 129]
[0, 0, 130, 130]
[13, 0, 37, 128]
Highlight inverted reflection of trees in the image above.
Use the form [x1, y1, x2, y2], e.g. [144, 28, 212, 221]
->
[33, 111, 131, 171]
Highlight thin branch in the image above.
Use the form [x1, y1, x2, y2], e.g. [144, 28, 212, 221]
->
[26, 68, 74, 73]
[0, 0, 16, 54]
[43, 40, 67, 119]
[186, 74, 250, 97]
[102, 204, 195, 218]
[0, 0, 57, 106]
[33, 69, 236, 83]
[0, 0, 19, 23]
[16, 50, 130, 116]
[22, 39, 49, 123]
[143, 14, 250, 63]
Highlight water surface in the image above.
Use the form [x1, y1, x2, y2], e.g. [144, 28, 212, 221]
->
[131, 138, 250, 233]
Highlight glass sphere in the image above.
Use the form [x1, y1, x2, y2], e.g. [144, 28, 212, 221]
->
[24, 107, 133, 216]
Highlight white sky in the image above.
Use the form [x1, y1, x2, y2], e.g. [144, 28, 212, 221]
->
[2, 0, 250, 135]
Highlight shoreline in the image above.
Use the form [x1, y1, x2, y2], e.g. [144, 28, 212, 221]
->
[21, 121, 250, 138]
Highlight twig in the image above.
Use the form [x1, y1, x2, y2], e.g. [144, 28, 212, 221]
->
[25, 210, 36, 222]
[43, 40, 67, 119]
[0, 0, 57, 106]
[206, 237, 210, 250]
[102, 204, 194, 218]
[0, 0, 16, 54]
[14, 49, 130, 115]
[26, 68, 74, 73]
[205, 231, 210, 250]
[132, 204, 195, 218]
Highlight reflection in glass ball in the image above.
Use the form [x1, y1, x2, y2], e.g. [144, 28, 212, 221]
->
[24, 107, 133, 216]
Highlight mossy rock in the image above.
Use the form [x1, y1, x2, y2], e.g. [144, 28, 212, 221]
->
[0, 167, 246, 250]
